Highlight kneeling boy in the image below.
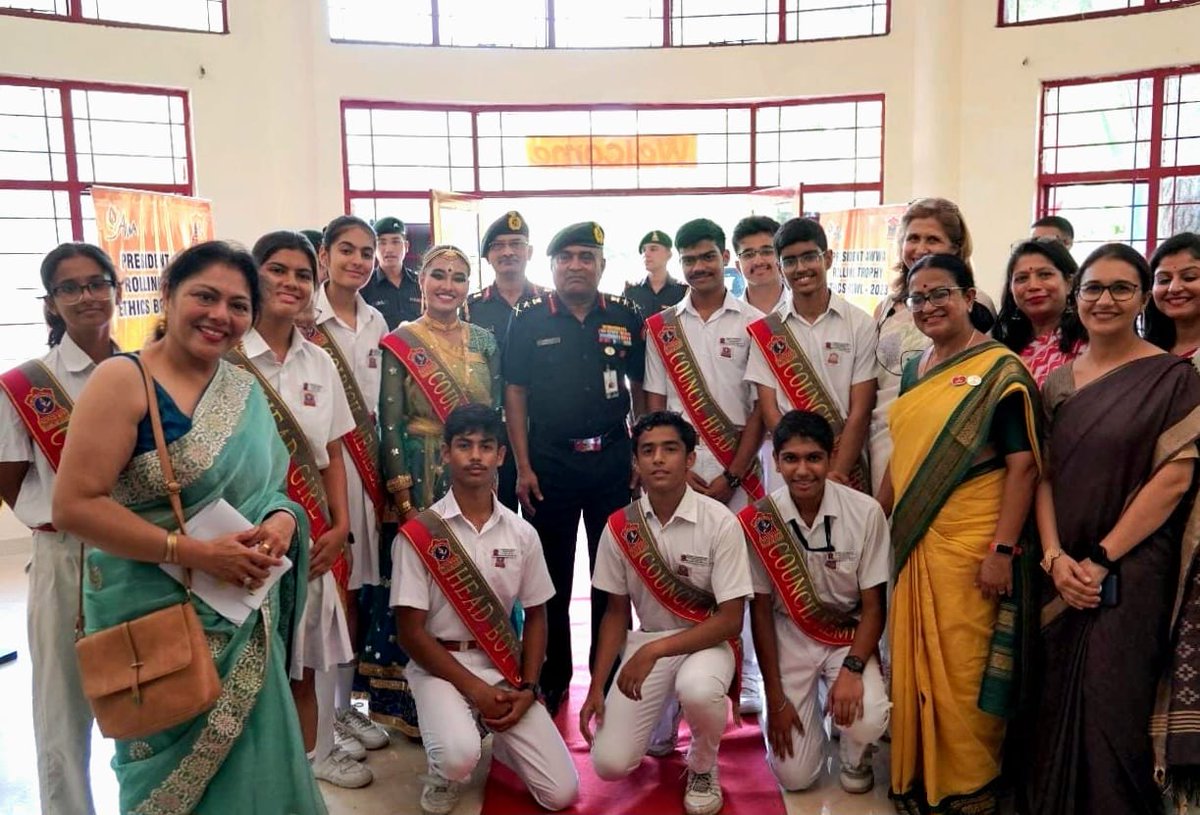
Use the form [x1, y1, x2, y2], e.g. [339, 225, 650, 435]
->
[740, 410, 889, 793]
[393, 404, 579, 815]
[581, 411, 752, 815]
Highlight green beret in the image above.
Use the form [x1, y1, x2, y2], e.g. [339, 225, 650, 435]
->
[299, 229, 323, 251]
[546, 221, 605, 257]
[675, 218, 726, 252]
[482, 210, 530, 255]
[638, 230, 672, 253]
[373, 216, 406, 236]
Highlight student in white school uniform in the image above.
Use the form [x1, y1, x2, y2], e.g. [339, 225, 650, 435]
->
[644, 218, 766, 727]
[0, 243, 121, 815]
[746, 217, 878, 494]
[739, 410, 890, 795]
[393, 404, 578, 815]
[581, 411, 753, 815]
[308, 215, 392, 753]
[732, 215, 789, 316]
[231, 231, 369, 788]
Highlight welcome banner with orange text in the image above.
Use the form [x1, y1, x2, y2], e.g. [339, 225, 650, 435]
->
[820, 204, 906, 315]
[92, 186, 214, 352]
[525, 135, 697, 167]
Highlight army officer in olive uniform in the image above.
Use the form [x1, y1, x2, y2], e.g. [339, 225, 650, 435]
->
[504, 221, 646, 716]
[464, 210, 546, 511]
[623, 229, 687, 316]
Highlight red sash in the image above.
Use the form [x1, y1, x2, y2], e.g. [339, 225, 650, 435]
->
[303, 322, 384, 515]
[646, 310, 764, 500]
[747, 312, 868, 491]
[225, 346, 348, 591]
[737, 497, 858, 646]
[606, 502, 742, 704]
[0, 360, 73, 472]
[380, 326, 474, 424]
[402, 509, 523, 686]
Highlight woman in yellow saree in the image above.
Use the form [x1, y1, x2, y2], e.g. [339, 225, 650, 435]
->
[882, 254, 1041, 814]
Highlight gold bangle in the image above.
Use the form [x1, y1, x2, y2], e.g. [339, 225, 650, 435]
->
[387, 474, 414, 493]
[165, 531, 179, 564]
[398, 500, 414, 514]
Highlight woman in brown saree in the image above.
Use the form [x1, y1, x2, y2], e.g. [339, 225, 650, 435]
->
[1029, 243, 1200, 815]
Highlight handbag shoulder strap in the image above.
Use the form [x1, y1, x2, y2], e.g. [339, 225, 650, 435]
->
[75, 355, 193, 640]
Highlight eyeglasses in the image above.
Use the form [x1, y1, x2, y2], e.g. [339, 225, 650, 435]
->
[779, 250, 824, 271]
[905, 286, 964, 310]
[490, 238, 528, 252]
[681, 250, 721, 268]
[47, 279, 116, 305]
[736, 246, 776, 262]
[1077, 281, 1140, 302]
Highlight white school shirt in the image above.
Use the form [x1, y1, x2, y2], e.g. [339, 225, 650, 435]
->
[312, 283, 388, 410]
[390, 490, 556, 641]
[749, 482, 889, 619]
[745, 289, 878, 418]
[0, 335, 108, 528]
[592, 487, 753, 633]
[241, 327, 356, 469]
[739, 282, 790, 316]
[644, 290, 763, 427]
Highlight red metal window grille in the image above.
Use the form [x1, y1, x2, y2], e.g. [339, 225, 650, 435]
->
[0, 75, 194, 369]
[1038, 65, 1200, 259]
[0, 0, 227, 33]
[999, 0, 1196, 27]
[340, 96, 885, 210]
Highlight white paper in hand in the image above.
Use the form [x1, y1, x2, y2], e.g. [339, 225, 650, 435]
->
[160, 499, 293, 626]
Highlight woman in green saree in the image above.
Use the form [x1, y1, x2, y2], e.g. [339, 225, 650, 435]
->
[52, 241, 325, 814]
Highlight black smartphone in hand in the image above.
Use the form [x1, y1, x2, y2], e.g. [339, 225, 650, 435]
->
[1100, 572, 1120, 608]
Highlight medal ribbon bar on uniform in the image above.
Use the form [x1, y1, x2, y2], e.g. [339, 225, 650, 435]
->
[302, 323, 385, 514]
[607, 502, 743, 705]
[225, 346, 350, 592]
[737, 497, 858, 646]
[380, 328, 475, 425]
[0, 360, 73, 472]
[646, 309, 765, 500]
[747, 313, 869, 492]
[402, 509, 524, 687]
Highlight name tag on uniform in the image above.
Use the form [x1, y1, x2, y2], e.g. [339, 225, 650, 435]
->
[825, 341, 851, 352]
[598, 324, 633, 346]
[536, 336, 562, 347]
[302, 382, 322, 407]
[368, 348, 381, 369]
[719, 336, 746, 347]
[492, 547, 518, 568]
[680, 553, 711, 567]
[603, 368, 620, 399]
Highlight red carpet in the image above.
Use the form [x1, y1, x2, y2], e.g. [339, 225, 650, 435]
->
[481, 689, 787, 815]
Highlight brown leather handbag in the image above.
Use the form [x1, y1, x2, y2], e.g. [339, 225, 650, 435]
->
[74, 360, 221, 740]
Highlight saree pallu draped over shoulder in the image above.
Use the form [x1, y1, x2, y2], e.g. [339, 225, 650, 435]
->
[887, 342, 1042, 814]
[1029, 354, 1200, 815]
[84, 360, 326, 815]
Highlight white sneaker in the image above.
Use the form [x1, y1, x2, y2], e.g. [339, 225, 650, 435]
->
[333, 721, 367, 761]
[313, 750, 374, 789]
[419, 773, 461, 815]
[684, 765, 723, 815]
[337, 706, 390, 750]
[839, 748, 875, 794]
[738, 687, 762, 715]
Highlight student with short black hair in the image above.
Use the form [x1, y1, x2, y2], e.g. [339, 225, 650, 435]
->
[732, 215, 786, 314]
[1030, 215, 1075, 249]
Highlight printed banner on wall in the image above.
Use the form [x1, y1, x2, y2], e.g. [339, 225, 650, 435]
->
[821, 204, 907, 315]
[91, 186, 214, 352]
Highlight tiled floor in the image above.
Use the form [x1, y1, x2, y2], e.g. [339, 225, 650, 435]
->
[0, 537, 897, 815]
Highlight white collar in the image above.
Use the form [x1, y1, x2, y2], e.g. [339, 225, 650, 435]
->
[440, 488, 504, 535]
[56, 333, 101, 374]
[638, 485, 700, 527]
[678, 289, 742, 320]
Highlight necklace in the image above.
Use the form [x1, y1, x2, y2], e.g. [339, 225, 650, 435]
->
[921, 329, 978, 377]
[421, 314, 462, 333]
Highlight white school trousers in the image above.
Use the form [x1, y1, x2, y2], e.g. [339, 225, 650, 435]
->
[407, 650, 578, 811]
[592, 629, 735, 778]
[762, 615, 890, 791]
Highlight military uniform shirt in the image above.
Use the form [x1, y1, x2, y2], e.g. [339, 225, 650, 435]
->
[504, 291, 644, 444]
[623, 275, 687, 316]
[361, 267, 422, 330]
[463, 281, 545, 354]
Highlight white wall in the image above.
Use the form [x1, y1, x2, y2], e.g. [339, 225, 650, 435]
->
[2, 0, 1199, 295]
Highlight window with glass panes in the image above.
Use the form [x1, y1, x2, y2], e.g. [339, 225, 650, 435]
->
[0, 0, 226, 32]
[328, 0, 888, 47]
[341, 96, 884, 216]
[0, 77, 192, 370]
[1037, 66, 1200, 259]
[1000, 0, 1191, 26]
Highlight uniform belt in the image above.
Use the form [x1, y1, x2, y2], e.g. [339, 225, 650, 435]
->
[437, 639, 479, 652]
[567, 425, 627, 453]
[33, 523, 57, 533]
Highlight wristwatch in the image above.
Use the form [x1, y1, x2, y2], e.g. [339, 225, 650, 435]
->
[517, 681, 542, 698]
[722, 470, 742, 490]
[841, 655, 865, 675]
[990, 542, 1021, 557]
[1090, 543, 1117, 571]
[1040, 548, 1063, 574]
